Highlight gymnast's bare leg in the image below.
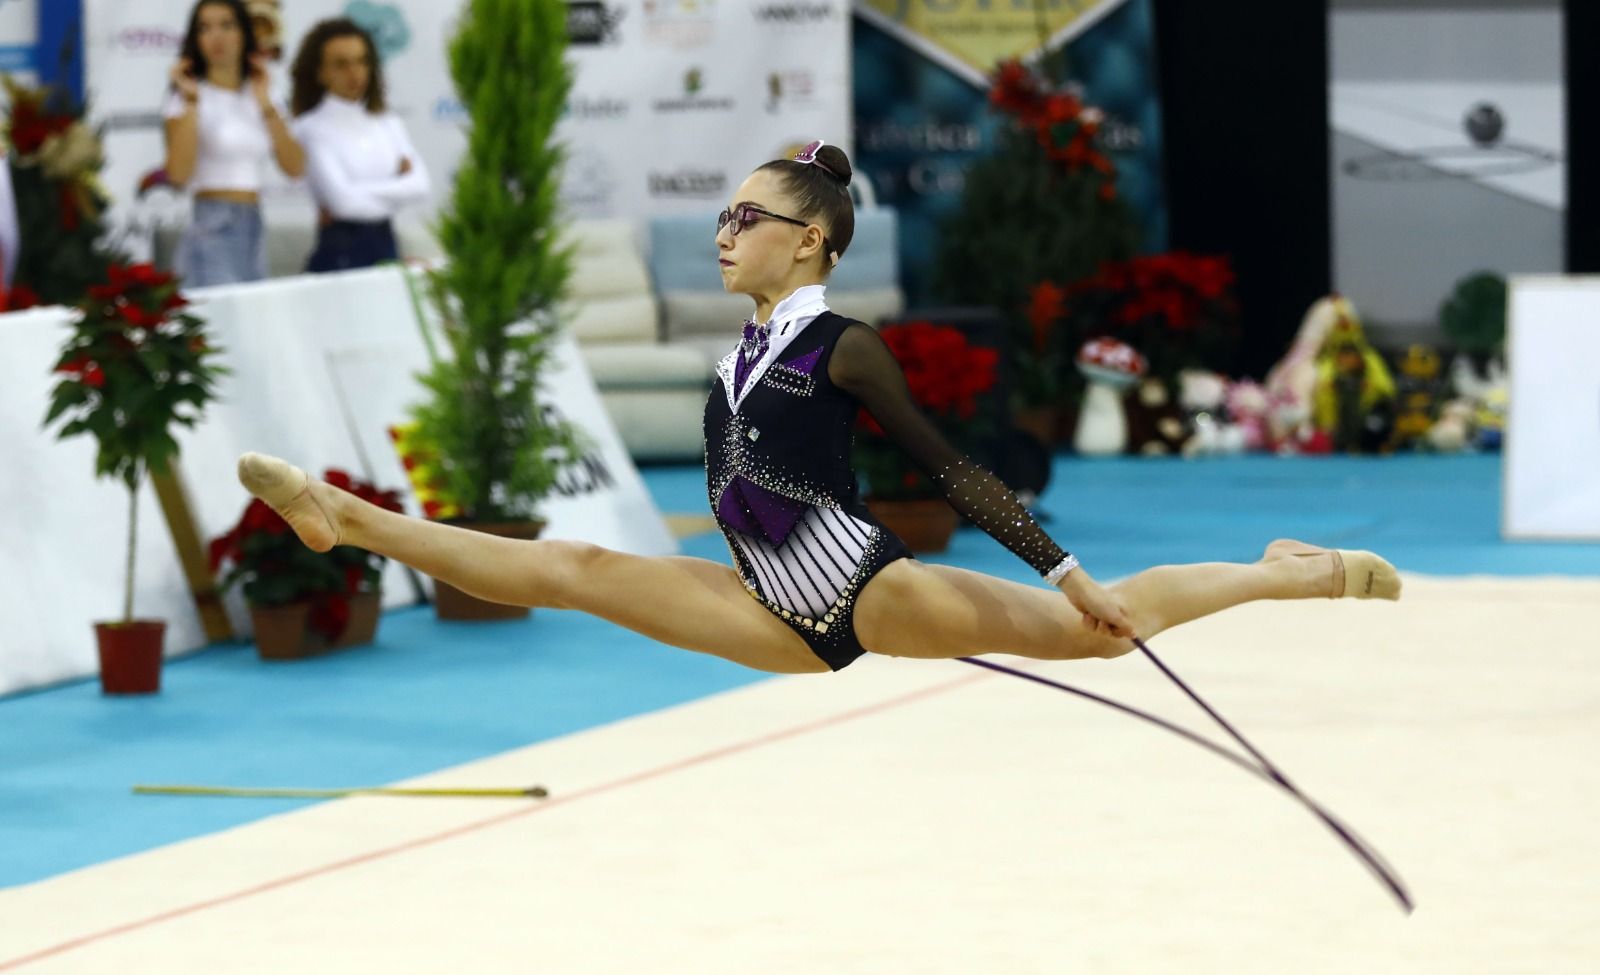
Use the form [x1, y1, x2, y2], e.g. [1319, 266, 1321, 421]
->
[238, 454, 1397, 673]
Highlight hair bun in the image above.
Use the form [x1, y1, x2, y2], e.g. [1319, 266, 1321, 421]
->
[815, 144, 853, 187]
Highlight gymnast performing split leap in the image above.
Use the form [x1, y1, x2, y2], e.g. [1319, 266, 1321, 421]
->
[239, 140, 1414, 909]
[238, 139, 1400, 676]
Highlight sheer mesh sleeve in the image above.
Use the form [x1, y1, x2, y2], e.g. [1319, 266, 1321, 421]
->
[830, 322, 1072, 577]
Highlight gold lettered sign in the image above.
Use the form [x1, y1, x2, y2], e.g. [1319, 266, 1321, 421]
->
[856, 0, 1128, 83]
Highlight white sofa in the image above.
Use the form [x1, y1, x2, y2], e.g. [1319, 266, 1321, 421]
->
[562, 220, 713, 462]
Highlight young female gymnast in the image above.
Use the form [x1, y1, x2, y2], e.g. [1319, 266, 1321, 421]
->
[237, 140, 1400, 675]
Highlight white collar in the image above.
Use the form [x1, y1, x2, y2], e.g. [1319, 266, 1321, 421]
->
[759, 284, 828, 334]
[722, 285, 829, 412]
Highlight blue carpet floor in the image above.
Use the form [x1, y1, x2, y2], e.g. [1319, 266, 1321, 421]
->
[3, 453, 1596, 887]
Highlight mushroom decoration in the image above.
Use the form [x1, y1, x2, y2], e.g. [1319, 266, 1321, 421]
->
[1074, 337, 1147, 456]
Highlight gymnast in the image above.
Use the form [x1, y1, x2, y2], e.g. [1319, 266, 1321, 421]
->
[236, 140, 1400, 676]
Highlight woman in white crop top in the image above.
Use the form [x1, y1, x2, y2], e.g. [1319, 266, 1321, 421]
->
[162, 0, 305, 286]
[288, 18, 430, 273]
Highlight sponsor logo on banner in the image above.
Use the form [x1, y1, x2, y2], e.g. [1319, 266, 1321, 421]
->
[855, 0, 1126, 86]
[562, 149, 619, 213]
[114, 26, 184, 54]
[764, 69, 817, 113]
[433, 96, 468, 124]
[753, 2, 838, 26]
[642, 0, 716, 49]
[648, 168, 728, 198]
[101, 110, 167, 133]
[345, 0, 411, 60]
[564, 95, 630, 121]
[567, 1, 625, 45]
[652, 67, 734, 113]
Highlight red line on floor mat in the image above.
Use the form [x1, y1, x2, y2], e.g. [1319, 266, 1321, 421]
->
[0, 668, 990, 971]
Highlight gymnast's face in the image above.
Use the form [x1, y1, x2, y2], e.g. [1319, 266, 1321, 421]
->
[715, 170, 830, 299]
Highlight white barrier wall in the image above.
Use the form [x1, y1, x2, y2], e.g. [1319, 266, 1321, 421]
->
[1504, 275, 1600, 540]
[0, 266, 676, 695]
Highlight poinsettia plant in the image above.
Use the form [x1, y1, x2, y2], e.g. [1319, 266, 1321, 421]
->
[988, 59, 1118, 197]
[43, 262, 225, 624]
[934, 59, 1140, 410]
[3, 75, 117, 307]
[854, 322, 1000, 502]
[1038, 253, 1240, 386]
[210, 470, 403, 638]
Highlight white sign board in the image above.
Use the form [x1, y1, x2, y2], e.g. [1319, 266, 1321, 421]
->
[1503, 275, 1600, 540]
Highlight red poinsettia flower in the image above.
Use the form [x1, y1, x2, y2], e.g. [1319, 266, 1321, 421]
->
[117, 303, 166, 330]
[0, 284, 40, 311]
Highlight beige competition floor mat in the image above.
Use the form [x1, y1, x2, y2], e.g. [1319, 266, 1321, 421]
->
[3, 575, 1598, 974]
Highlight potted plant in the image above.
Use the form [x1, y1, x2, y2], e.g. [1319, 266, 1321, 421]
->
[854, 321, 1000, 553]
[405, 0, 584, 620]
[210, 470, 403, 659]
[3, 75, 116, 306]
[43, 263, 224, 693]
[1041, 252, 1240, 394]
[933, 59, 1141, 433]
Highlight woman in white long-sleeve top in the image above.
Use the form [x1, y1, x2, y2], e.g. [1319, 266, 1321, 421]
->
[288, 18, 430, 273]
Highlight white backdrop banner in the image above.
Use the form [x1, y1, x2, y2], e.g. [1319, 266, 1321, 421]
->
[1503, 275, 1600, 540]
[83, 1, 852, 252]
[0, 266, 676, 696]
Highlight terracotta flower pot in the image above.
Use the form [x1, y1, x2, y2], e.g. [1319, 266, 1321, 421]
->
[251, 602, 320, 660]
[1013, 405, 1061, 447]
[251, 590, 384, 660]
[333, 591, 382, 649]
[432, 520, 546, 621]
[94, 620, 166, 695]
[865, 497, 960, 554]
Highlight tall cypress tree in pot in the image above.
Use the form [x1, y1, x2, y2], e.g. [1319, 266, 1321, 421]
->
[407, 0, 584, 620]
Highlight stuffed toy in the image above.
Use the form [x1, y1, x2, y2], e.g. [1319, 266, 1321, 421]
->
[1389, 344, 1444, 451]
[1265, 294, 1356, 430]
[1178, 370, 1247, 458]
[1125, 377, 1189, 456]
[1427, 399, 1476, 453]
[1074, 337, 1147, 457]
[1225, 379, 1270, 451]
[1313, 314, 1396, 453]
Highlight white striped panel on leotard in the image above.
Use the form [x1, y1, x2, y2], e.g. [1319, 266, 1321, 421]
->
[730, 505, 875, 620]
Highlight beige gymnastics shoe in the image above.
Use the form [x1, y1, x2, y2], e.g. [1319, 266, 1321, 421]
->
[236, 452, 342, 552]
[1261, 538, 1402, 600]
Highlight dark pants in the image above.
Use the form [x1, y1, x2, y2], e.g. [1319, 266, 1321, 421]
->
[306, 219, 398, 273]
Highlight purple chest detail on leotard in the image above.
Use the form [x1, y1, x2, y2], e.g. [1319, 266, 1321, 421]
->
[715, 475, 810, 546]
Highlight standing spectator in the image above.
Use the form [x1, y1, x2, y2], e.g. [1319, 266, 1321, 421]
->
[162, 0, 305, 286]
[289, 19, 430, 273]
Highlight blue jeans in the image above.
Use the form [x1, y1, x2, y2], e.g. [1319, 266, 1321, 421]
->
[176, 199, 265, 287]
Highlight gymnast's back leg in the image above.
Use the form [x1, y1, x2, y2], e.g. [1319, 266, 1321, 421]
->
[237, 452, 830, 675]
